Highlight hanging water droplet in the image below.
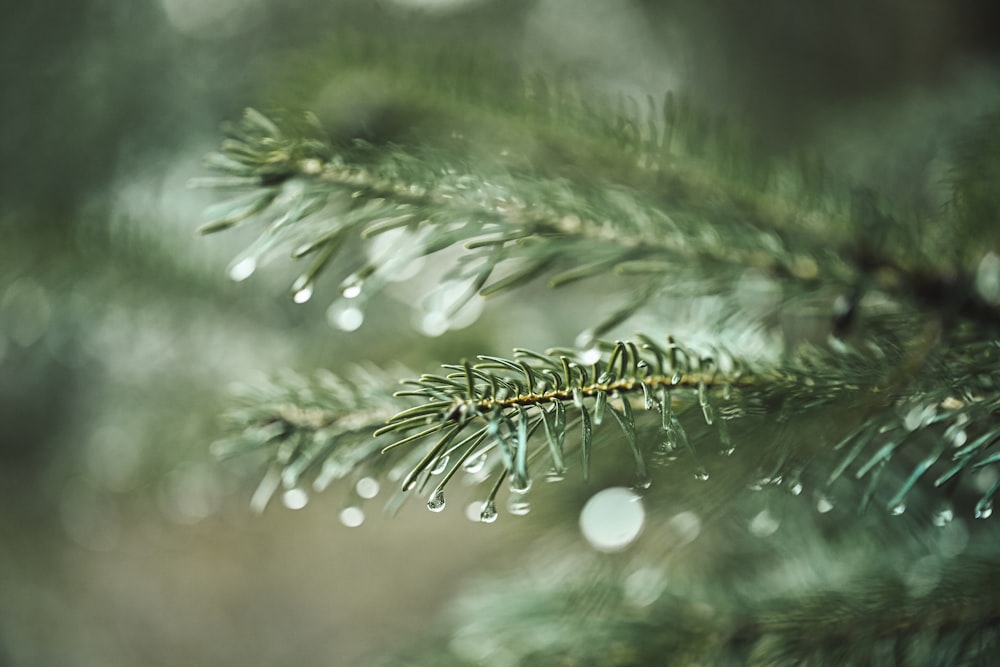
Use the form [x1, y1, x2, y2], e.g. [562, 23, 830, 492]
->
[975, 251, 1000, 305]
[789, 482, 803, 496]
[509, 476, 532, 495]
[698, 382, 715, 425]
[292, 283, 314, 304]
[507, 498, 531, 516]
[462, 452, 488, 474]
[693, 468, 710, 481]
[427, 490, 446, 512]
[327, 300, 365, 332]
[281, 487, 309, 510]
[749, 508, 780, 537]
[632, 474, 652, 491]
[340, 274, 364, 299]
[430, 455, 450, 475]
[228, 256, 257, 282]
[339, 506, 365, 527]
[545, 469, 565, 483]
[975, 498, 994, 520]
[932, 505, 954, 527]
[355, 476, 380, 499]
[419, 310, 450, 337]
[575, 331, 601, 365]
[579, 487, 645, 552]
[890, 502, 907, 516]
[816, 494, 834, 514]
[593, 391, 607, 425]
[480, 501, 499, 523]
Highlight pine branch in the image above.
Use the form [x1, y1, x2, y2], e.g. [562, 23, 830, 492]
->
[415, 549, 1000, 666]
[210, 364, 410, 512]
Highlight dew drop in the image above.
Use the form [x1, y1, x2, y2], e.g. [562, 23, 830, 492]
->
[340, 274, 364, 299]
[789, 482, 803, 496]
[355, 476, 380, 499]
[694, 468, 710, 482]
[509, 476, 532, 495]
[579, 487, 645, 552]
[339, 506, 365, 527]
[544, 469, 565, 483]
[462, 452, 487, 474]
[749, 508, 780, 537]
[816, 494, 835, 514]
[281, 487, 309, 510]
[975, 498, 994, 520]
[623, 567, 666, 607]
[507, 499, 531, 516]
[632, 474, 652, 491]
[890, 502, 907, 516]
[430, 455, 450, 475]
[292, 284, 314, 304]
[228, 256, 257, 282]
[419, 310, 450, 337]
[932, 506, 954, 527]
[580, 346, 601, 365]
[327, 301, 365, 332]
[975, 251, 1000, 305]
[480, 501, 499, 523]
[667, 511, 701, 546]
[427, 490, 446, 512]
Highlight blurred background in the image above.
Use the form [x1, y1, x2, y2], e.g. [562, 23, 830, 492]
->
[2, 1, 999, 665]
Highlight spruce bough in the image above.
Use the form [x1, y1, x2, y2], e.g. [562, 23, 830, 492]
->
[195, 59, 1000, 665]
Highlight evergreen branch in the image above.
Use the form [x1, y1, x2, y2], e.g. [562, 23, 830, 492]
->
[193, 107, 857, 335]
[424, 550, 1000, 666]
[210, 365, 411, 512]
[196, 105, 1000, 336]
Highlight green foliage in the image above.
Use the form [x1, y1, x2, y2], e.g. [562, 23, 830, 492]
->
[195, 46, 1000, 667]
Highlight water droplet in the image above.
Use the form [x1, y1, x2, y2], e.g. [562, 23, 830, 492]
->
[292, 283, 314, 304]
[339, 506, 365, 527]
[419, 310, 450, 337]
[694, 468, 710, 481]
[890, 502, 906, 516]
[579, 487, 645, 552]
[632, 474, 652, 491]
[575, 332, 601, 364]
[430, 455, 450, 475]
[789, 482, 803, 496]
[749, 508, 780, 537]
[816, 494, 834, 514]
[623, 567, 666, 607]
[719, 446, 735, 457]
[544, 469, 565, 483]
[427, 490, 446, 512]
[975, 498, 994, 520]
[340, 274, 364, 299]
[975, 251, 1000, 305]
[327, 301, 365, 332]
[507, 499, 531, 516]
[667, 510, 701, 546]
[281, 488, 309, 510]
[509, 476, 532, 495]
[228, 256, 257, 282]
[932, 506, 954, 527]
[462, 452, 488, 474]
[479, 501, 499, 523]
[355, 476, 380, 499]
